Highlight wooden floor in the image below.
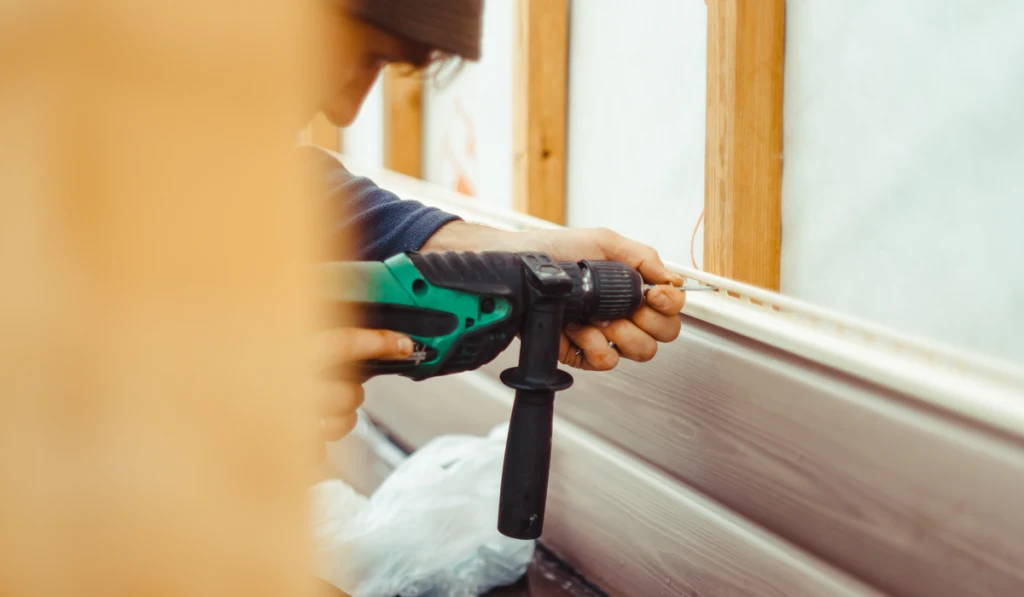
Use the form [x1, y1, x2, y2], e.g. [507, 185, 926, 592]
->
[314, 550, 599, 597]
[485, 549, 605, 597]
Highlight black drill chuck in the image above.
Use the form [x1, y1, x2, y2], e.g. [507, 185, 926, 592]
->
[560, 260, 644, 324]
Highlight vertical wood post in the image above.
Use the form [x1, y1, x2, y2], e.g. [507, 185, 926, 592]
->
[383, 66, 424, 178]
[513, 0, 569, 225]
[704, 0, 786, 289]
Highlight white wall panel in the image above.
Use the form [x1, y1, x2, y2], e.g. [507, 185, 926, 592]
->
[422, 0, 516, 209]
[781, 0, 1024, 365]
[341, 76, 385, 169]
[564, 0, 707, 267]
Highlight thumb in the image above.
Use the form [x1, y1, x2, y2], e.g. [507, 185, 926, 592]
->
[316, 328, 414, 369]
[635, 252, 683, 287]
[603, 234, 683, 286]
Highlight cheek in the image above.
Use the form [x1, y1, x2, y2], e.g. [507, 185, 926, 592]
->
[355, 63, 383, 98]
[324, 66, 382, 127]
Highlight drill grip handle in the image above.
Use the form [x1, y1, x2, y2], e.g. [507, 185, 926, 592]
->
[497, 390, 555, 539]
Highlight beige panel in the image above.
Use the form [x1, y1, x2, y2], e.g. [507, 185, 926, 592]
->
[0, 0, 320, 596]
[363, 374, 883, 597]
[473, 318, 1024, 597]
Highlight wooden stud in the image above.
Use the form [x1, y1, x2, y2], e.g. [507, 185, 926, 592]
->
[704, 0, 786, 289]
[513, 0, 569, 225]
[309, 112, 341, 152]
[382, 65, 424, 178]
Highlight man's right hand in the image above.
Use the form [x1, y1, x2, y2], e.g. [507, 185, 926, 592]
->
[314, 328, 413, 443]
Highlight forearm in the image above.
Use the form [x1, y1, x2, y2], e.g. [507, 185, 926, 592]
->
[421, 221, 541, 253]
[421, 221, 500, 251]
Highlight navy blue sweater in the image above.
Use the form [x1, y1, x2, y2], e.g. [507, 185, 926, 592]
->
[303, 147, 461, 261]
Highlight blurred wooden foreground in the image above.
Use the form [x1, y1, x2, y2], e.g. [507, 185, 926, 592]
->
[0, 1, 328, 595]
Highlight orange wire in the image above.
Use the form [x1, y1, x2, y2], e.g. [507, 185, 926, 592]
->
[690, 210, 704, 270]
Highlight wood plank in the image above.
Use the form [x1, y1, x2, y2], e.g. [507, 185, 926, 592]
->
[476, 317, 1024, 597]
[382, 65, 423, 177]
[363, 374, 883, 597]
[309, 112, 341, 151]
[512, 0, 568, 224]
[704, 0, 785, 289]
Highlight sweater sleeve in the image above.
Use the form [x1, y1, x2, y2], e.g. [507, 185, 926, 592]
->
[301, 146, 462, 261]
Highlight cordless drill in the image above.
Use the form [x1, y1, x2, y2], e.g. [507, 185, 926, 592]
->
[323, 250, 645, 540]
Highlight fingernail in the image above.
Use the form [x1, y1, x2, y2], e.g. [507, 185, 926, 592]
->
[651, 293, 670, 309]
[398, 337, 414, 355]
[595, 320, 610, 329]
[565, 323, 581, 332]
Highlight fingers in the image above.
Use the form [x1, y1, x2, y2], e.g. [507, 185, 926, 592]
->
[629, 305, 682, 343]
[315, 381, 363, 443]
[318, 381, 365, 419]
[313, 328, 407, 444]
[561, 286, 684, 369]
[597, 228, 684, 286]
[558, 334, 586, 369]
[564, 323, 619, 371]
[316, 327, 414, 369]
[322, 413, 359, 442]
[645, 285, 686, 316]
[599, 319, 658, 362]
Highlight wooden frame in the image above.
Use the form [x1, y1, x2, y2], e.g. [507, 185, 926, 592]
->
[704, 0, 786, 289]
[512, 0, 569, 225]
[382, 65, 424, 178]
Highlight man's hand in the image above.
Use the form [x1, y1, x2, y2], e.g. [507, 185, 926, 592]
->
[423, 222, 686, 371]
[313, 328, 413, 443]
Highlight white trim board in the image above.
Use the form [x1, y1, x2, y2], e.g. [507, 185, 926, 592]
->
[360, 372, 884, 597]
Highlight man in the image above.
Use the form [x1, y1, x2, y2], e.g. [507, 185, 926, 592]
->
[310, 0, 686, 444]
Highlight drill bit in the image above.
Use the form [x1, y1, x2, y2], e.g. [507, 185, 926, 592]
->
[643, 284, 717, 293]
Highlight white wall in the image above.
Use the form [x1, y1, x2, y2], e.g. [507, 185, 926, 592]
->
[342, 77, 385, 169]
[564, 0, 707, 267]
[422, 0, 516, 209]
[781, 0, 1024, 365]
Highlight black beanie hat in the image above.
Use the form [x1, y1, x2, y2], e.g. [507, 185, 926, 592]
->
[338, 0, 484, 61]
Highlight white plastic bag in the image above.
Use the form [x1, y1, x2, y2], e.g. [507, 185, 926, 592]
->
[311, 421, 535, 597]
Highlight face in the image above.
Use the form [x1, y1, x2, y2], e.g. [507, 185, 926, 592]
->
[314, 8, 431, 127]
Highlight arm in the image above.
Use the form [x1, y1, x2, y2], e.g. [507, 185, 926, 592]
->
[303, 147, 684, 371]
[302, 147, 462, 261]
